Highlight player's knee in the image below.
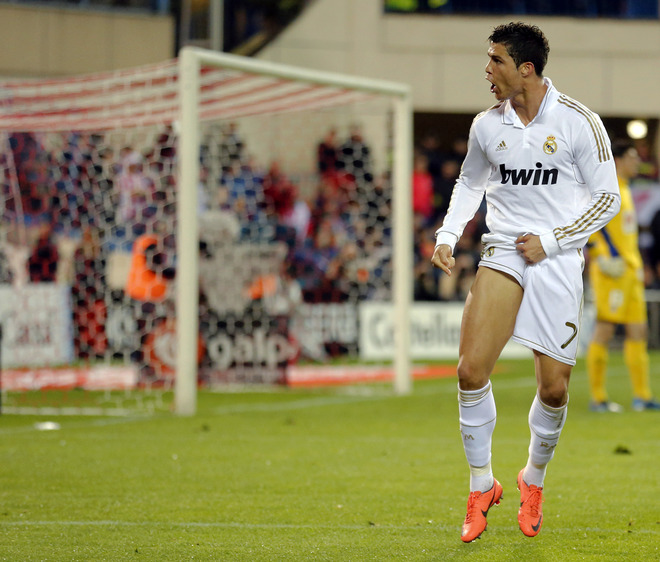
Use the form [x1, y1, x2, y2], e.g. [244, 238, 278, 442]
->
[537, 380, 568, 408]
[457, 359, 490, 390]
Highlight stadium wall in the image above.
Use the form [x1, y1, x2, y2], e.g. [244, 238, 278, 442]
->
[257, 0, 660, 118]
[0, 4, 174, 78]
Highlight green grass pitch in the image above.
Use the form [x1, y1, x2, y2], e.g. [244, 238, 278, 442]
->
[1, 352, 659, 560]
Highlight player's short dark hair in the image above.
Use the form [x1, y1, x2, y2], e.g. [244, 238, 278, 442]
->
[489, 22, 549, 76]
[611, 139, 635, 159]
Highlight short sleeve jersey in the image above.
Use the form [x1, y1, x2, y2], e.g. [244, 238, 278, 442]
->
[436, 78, 620, 257]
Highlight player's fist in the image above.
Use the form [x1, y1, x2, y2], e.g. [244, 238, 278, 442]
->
[431, 244, 455, 276]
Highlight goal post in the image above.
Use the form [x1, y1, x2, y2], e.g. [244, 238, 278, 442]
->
[0, 48, 413, 416]
[175, 47, 413, 415]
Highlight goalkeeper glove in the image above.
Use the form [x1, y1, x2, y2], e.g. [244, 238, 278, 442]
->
[597, 256, 625, 278]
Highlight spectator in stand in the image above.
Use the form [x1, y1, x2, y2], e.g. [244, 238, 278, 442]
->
[125, 228, 176, 380]
[222, 156, 271, 242]
[447, 135, 468, 164]
[49, 132, 103, 284]
[321, 195, 353, 248]
[309, 176, 341, 239]
[220, 122, 245, 171]
[293, 215, 341, 300]
[633, 139, 658, 181]
[321, 239, 360, 303]
[414, 223, 441, 301]
[126, 231, 175, 303]
[361, 172, 392, 233]
[317, 127, 339, 177]
[412, 150, 435, 225]
[154, 124, 177, 173]
[9, 133, 53, 223]
[359, 227, 392, 300]
[72, 226, 108, 359]
[261, 160, 306, 250]
[263, 160, 296, 218]
[115, 149, 155, 237]
[310, 216, 340, 273]
[281, 186, 312, 247]
[28, 223, 59, 282]
[337, 123, 373, 184]
[418, 132, 443, 186]
[434, 158, 461, 219]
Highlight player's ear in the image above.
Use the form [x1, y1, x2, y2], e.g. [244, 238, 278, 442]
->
[520, 62, 534, 77]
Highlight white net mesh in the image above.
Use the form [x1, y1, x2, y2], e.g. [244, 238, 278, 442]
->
[0, 54, 402, 413]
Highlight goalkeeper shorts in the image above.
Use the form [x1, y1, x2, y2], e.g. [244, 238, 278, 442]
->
[478, 244, 585, 366]
[589, 266, 647, 325]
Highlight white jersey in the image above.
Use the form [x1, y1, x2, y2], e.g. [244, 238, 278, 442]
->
[435, 78, 620, 257]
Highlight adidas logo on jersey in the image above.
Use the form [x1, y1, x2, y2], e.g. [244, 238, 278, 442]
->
[495, 140, 508, 152]
[499, 162, 558, 186]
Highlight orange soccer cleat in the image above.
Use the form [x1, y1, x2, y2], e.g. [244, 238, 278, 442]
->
[517, 469, 544, 537]
[460, 479, 503, 543]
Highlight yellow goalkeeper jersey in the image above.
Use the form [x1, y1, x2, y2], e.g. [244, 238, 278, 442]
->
[588, 176, 642, 270]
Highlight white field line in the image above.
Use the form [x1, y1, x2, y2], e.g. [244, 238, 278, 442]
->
[0, 365, 635, 435]
[0, 520, 658, 536]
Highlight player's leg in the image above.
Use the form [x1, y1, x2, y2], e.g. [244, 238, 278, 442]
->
[622, 277, 659, 409]
[458, 266, 522, 542]
[518, 351, 571, 537]
[458, 266, 524, 390]
[587, 320, 619, 411]
[624, 322, 660, 409]
[586, 267, 621, 411]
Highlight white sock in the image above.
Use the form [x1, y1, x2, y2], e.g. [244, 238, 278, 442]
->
[458, 381, 496, 492]
[524, 393, 568, 488]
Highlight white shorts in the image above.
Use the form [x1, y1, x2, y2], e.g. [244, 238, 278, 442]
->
[479, 244, 585, 365]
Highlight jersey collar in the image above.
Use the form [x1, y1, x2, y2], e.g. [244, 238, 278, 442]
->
[501, 77, 557, 128]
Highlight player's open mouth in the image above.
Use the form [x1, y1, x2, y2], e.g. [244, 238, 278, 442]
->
[490, 83, 497, 93]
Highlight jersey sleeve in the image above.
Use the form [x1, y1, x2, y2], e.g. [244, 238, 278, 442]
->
[539, 113, 621, 257]
[434, 118, 489, 251]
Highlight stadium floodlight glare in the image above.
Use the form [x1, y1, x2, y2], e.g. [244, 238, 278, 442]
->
[626, 119, 648, 140]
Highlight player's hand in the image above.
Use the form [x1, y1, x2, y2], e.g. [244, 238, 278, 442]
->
[597, 256, 625, 278]
[515, 233, 547, 264]
[431, 244, 456, 276]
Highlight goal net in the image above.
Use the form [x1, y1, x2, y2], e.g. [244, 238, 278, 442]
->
[0, 47, 412, 416]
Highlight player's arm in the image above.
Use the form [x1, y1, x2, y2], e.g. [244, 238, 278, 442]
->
[537, 117, 621, 258]
[432, 119, 489, 274]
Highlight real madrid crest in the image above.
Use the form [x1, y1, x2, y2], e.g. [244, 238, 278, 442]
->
[543, 135, 558, 155]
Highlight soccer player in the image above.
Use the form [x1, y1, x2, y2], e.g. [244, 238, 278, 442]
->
[586, 140, 660, 412]
[431, 22, 620, 542]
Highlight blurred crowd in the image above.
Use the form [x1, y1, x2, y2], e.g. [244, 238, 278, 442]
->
[198, 122, 394, 304]
[4, 123, 660, 328]
[0, 122, 395, 361]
